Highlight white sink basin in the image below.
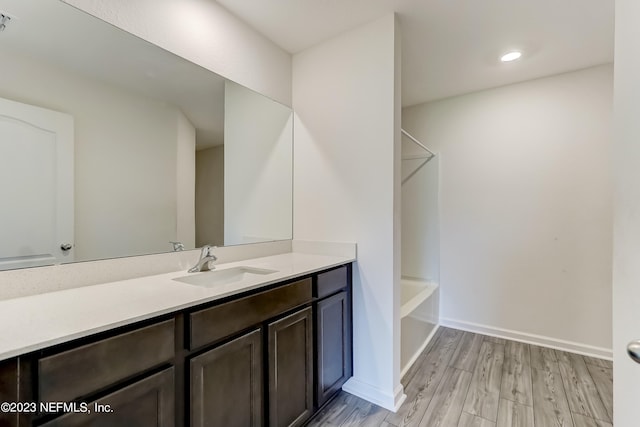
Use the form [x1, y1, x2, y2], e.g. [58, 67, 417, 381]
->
[173, 266, 278, 288]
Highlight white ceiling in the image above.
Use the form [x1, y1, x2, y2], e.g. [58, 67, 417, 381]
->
[215, 0, 615, 107]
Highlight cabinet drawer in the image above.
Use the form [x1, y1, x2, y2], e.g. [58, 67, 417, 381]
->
[39, 319, 175, 402]
[189, 278, 312, 350]
[315, 266, 348, 298]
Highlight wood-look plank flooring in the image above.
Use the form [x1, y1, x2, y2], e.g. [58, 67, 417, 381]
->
[306, 327, 613, 426]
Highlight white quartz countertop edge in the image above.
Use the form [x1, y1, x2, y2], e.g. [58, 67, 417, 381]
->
[0, 252, 354, 361]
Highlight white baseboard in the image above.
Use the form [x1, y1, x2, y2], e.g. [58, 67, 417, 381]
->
[400, 324, 440, 379]
[440, 317, 613, 360]
[342, 378, 406, 412]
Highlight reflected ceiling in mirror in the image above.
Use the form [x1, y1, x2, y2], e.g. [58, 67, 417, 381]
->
[0, 0, 293, 271]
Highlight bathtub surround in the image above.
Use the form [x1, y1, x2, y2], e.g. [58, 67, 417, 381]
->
[403, 64, 613, 357]
[401, 153, 440, 283]
[400, 142, 441, 376]
[293, 15, 404, 411]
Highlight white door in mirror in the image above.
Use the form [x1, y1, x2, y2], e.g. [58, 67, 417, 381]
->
[0, 97, 74, 270]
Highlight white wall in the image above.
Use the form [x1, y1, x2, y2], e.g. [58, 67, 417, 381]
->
[0, 50, 195, 261]
[224, 81, 293, 245]
[612, 0, 640, 423]
[62, 0, 292, 106]
[176, 111, 196, 250]
[293, 14, 404, 410]
[195, 146, 225, 247]
[403, 65, 613, 355]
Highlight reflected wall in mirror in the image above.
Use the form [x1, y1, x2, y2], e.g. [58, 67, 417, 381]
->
[0, 0, 293, 271]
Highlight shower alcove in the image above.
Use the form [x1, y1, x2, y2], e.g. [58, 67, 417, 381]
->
[400, 129, 440, 377]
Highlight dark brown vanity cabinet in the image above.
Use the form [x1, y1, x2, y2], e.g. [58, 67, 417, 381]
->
[0, 263, 352, 427]
[314, 266, 353, 408]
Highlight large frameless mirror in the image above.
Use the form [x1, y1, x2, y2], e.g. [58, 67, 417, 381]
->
[0, 0, 293, 271]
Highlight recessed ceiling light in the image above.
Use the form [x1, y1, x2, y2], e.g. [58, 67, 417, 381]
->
[501, 51, 522, 62]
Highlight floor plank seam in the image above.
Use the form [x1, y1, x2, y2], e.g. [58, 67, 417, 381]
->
[585, 363, 614, 423]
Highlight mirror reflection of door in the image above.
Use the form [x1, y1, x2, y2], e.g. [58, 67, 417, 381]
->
[0, 97, 74, 270]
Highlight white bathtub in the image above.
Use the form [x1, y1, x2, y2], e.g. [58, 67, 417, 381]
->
[400, 277, 439, 377]
[401, 278, 438, 318]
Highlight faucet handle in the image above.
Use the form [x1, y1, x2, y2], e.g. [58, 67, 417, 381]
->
[170, 241, 184, 251]
[201, 245, 217, 259]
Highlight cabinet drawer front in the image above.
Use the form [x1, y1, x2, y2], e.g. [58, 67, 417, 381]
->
[41, 368, 175, 427]
[39, 319, 175, 403]
[315, 266, 348, 298]
[189, 278, 312, 350]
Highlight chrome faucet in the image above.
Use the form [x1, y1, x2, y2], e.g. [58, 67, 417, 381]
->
[170, 241, 184, 252]
[188, 245, 217, 273]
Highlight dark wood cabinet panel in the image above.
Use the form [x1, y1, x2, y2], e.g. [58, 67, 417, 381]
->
[38, 319, 175, 403]
[315, 291, 352, 407]
[189, 278, 312, 350]
[315, 266, 348, 298]
[268, 307, 313, 427]
[41, 368, 175, 427]
[0, 359, 18, 427]
[189, 329, 263, 427]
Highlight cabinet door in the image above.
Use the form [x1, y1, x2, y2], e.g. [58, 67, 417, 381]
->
[268, 307, 313, 427]
[190, 328, 263, 427]
[0, 359, 18, 427]
[316, 291, 352, 407]
[41, 368, 174, 427]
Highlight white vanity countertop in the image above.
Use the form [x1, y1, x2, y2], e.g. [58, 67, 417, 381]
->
[0, 251, 354, 361]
